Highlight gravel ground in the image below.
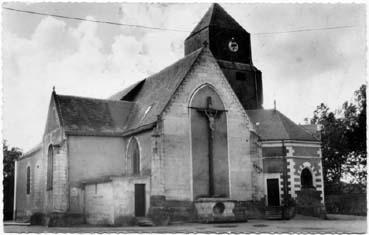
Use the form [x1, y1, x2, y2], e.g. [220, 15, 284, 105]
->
[3, 214, 367, 234]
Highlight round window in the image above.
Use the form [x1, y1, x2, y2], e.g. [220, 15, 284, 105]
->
[213, 202, 225, 215]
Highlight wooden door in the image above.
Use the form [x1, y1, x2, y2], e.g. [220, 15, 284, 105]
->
[267, 179, 280, 206]
[134, 184, 145, 216]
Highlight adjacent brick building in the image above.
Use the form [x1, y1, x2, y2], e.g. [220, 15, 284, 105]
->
[14, 3, 325, 225]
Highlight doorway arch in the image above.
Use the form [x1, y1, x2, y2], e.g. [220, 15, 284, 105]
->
[301, 168, 314, 188]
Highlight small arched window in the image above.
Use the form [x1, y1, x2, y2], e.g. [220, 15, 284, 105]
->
[26, 166, 31, 195]
[47, 145, 53, 190]
[127, 138, 140, 175]
[301, 168, 313, 188]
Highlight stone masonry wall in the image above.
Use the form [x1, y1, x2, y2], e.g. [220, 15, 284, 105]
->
[43, 95, 68, 214]
[15, 148, 43, 220]
[161, 48, 256, 201]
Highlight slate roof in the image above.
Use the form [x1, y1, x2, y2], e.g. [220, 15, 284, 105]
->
[246, 109, 319, 141]
[110, 47, 204, 130]
[186, 3, 247, 39]
[53, 47, 204, 136]
[109, 79, 145, 101]
[54, 93, 135, 136]
[300, 124, 321, 140]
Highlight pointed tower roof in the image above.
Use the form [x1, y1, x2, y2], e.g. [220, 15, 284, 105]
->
[187, 3, 247, 39]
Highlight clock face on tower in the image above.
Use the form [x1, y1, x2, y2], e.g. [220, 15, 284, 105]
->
[228, 38, 239, 52]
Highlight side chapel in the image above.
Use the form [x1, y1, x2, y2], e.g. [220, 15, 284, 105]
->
[14, 3, 326, 225]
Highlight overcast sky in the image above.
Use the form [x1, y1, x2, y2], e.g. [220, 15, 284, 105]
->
[2, 2, 366, 151]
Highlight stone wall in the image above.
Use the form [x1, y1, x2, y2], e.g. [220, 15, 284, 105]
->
[261, 141, 324, 205]
[84, 176, 150, 225]
[15, 94, 69, 220]
[161, 49, 257, 201]
[68, 131, 153, 214]
[43, 95, 68, 214]
[15, 148, 43, 220]
[68, 136, 126, 185]
[85, 182, 114, 225]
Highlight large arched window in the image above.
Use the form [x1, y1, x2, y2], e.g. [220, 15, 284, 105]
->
[26, 166, 31, 195]
[301, 168, 313, 188]
[47, 145, 53, 190]
[127, 138, 140, 175]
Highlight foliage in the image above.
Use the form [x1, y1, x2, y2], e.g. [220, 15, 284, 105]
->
[3, 140, 22, 220]
[3, 140, 22, 179]
[311, 84, 366, 192]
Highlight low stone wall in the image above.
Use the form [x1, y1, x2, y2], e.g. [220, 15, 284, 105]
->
[148, 196, 265, 224]
[325, 193, 367, 216]
[148, 195, 196, 225]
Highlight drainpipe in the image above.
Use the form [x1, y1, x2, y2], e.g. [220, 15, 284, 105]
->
[13, 159, 18, 221]
[282, 140, 289, 219]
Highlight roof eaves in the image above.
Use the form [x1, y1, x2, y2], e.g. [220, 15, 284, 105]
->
[122, 122, 156, 137]
[20, 143, 42, 160]
[64, 131, 125, 137]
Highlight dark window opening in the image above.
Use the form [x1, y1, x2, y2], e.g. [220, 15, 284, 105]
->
[47, 145, 53, 191]
[301, 168, 313, 188]
[128, 138, 140, 175]
[26, 166, 31, 195]
[236, 72, 246, 81]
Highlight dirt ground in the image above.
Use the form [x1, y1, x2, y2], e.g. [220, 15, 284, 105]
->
[3, 214, 367, 234]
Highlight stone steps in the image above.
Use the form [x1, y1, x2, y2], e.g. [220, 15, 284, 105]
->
[265, 206, 283, 220]
[136, 217, 155, 226]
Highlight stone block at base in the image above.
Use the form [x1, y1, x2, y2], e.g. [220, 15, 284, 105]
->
[194, 198, 247, 223]
[47, 213, 85, 227]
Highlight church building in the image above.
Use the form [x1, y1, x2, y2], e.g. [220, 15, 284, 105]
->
[14, 3, 325, 226]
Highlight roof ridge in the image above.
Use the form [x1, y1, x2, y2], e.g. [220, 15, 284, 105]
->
[144, 47, 204, 83]
[159, 47, 204, 116]
[274, 110, 291, 140]
[56, 93, 135, 105]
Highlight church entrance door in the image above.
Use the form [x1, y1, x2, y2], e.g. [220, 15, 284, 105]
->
[267, 179, 280, 206]
[134, 184, 145, 216]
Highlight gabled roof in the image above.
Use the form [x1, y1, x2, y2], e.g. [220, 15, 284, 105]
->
[111, 47, 204, 130]
[109, 79, 145, 101]
[187, 3, 247, 39]
[246, 109, 319, 142]
[54, 93, 135, 136]
[52, 48, 204, 136]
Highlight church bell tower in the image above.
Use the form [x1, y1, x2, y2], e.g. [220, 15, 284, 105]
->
[185, 3, 263, 110]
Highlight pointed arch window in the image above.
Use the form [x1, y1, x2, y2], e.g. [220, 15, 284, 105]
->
[26, 166, 31, 195]
[301, 168, 313, 188]
[127, 138, 140, 175]
[47, 145, 53, 190]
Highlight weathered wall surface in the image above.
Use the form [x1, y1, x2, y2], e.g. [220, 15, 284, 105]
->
[43, 95, 68, 214]
[85, 182, 114, 224]
[84, 176, 150, 225]
[68, 132, 153, 214]
[16, 94, 69, 220]
[112, 176, 151, 220]
[162, 49, 257, 201]
[190, 85, 229, 198]
[68, 136, 125, 185]
[15, 148, 43, 220]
